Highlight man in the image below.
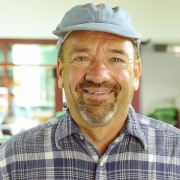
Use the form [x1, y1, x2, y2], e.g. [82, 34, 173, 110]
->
[0, 3, 180, 179]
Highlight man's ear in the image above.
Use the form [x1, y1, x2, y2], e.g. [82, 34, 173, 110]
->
[133, 58, 142, 91]
[57, 57, 64, 88]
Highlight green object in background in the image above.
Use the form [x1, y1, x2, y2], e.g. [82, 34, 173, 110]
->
[55, 111, 65, 117]
[0, 135, 11, 145]
[153, 108, 177, 125]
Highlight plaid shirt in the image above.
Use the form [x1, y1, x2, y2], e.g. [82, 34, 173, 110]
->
[1, 106, 180, 180]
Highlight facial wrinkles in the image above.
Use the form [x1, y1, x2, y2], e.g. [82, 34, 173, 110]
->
[95, 36, 135, 69]
[62, 31, 136, 126]
[64, 31, 135, 66]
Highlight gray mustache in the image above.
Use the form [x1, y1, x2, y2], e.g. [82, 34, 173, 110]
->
[77, 81, 120, 91]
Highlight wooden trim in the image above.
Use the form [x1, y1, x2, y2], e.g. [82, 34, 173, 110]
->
[55, 80, 63, 112]
[132, 88, 140, 113]
[0, 38, 57, 45]
[0, 38, 62, 114]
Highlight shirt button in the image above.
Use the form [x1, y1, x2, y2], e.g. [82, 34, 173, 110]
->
[80, 135, 84, 140]
[100, 161, 104, 167]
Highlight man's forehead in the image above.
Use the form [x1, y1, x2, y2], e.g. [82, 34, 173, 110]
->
[67, 30, 132, 41]
[62, 30, 134, 51]
[62, 30, 135, 60]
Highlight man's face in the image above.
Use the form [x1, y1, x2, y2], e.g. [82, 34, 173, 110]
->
[57, 31, 141, 127]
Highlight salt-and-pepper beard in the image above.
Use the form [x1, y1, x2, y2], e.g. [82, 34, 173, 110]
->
[76, 81, 120, 127]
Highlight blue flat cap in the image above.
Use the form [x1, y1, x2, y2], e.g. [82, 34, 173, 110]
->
[53, 3, 142, 51]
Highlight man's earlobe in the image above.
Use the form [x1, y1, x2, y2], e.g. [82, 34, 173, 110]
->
[58, 78, 64, 88]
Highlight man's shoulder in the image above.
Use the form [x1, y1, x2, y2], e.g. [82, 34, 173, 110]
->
[137, 113, 180, 136]
[0, 117, 60, 157]
[11, 117, 60, 139]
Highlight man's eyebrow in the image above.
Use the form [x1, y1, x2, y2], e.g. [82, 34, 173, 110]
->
[70, 48, 90, 55]
[108, 48, 127, 55]
[108, 48, 132, 59]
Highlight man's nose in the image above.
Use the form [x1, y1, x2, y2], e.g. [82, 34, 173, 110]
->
[85, 58, 111, 83]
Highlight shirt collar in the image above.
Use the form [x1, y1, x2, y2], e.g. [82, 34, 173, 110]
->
[124, 106, 147, 149]
[55, 106, 147, 149]
[55, 109, 81, 143]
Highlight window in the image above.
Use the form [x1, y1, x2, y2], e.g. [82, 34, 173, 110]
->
[0, 39, 59, 136]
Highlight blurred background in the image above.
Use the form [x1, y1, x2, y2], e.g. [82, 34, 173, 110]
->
[1, 0, 180, 143]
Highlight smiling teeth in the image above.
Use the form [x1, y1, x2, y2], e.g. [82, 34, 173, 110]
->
[87, 90, 111, 94]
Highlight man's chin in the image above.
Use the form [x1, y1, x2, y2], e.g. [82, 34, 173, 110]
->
[78, 102, 116, 126]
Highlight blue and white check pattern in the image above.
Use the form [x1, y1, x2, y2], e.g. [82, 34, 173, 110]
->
[1, 106, 180, 179]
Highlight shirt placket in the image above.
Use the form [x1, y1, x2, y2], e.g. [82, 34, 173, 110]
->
[95, 135, 124, 180]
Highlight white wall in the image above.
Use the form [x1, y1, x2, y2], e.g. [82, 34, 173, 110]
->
[1, 0, 180, 115]
[1, 0, 180, 42]
[141, 44, 180, 115]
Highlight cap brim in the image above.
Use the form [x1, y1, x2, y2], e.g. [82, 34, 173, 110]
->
[53, 22, 142, 40]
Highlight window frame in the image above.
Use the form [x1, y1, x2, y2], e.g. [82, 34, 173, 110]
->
[0, 38, 63, 113]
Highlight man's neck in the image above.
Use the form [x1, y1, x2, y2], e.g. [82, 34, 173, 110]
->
[79, 116, 127, 155]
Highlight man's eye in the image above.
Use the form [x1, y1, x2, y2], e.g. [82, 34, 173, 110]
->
[70, 56, 91, 66]
[75, 56, 88, 61]
[112, 58, 124, 63]
[108, 57, 128, 69]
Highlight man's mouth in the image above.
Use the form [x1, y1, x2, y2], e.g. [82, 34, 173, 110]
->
[84, 89, 112, 94]
[77, 80, 120, 98]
